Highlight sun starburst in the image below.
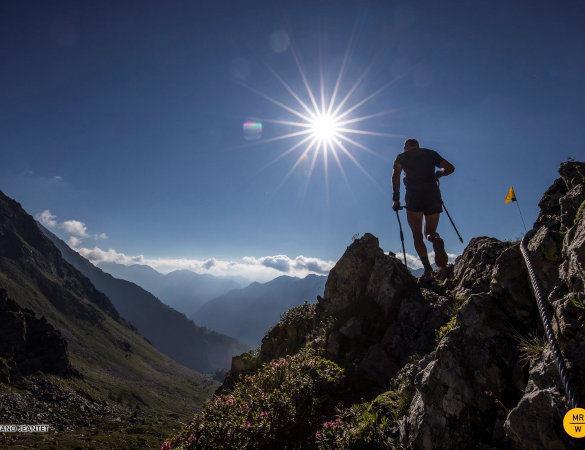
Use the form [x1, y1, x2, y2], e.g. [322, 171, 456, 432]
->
[241, 34, 402, 200]
[310, 112, 340, 146]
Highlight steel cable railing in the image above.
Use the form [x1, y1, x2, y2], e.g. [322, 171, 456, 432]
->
[520, 234, 581, 409]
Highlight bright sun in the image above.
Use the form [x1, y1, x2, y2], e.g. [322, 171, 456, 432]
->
[241, 37, 400, 199]
[310, 113, 340, 145]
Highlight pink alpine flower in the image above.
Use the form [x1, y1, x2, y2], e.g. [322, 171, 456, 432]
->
[260, 411, 268, 418]
[315, 432, 321, 438]
[243, 403, 249, 409]
[188, 434, 196, 442]
[228, 429, 233, 436]
[226, 398, 234, 406]
[161, 442, 171, 450]
[245, 422, 251, 428]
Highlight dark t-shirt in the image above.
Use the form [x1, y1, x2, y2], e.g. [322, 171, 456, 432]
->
[394, 147, 444, 194]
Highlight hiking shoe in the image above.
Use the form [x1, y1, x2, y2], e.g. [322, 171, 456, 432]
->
[419, 270, 435, 282]
[432, 236, 448, 268]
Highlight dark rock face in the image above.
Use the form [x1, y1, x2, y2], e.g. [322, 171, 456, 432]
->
[452, 236, 510, 297]
[0, 289, 77, 383]
[399, 162, 585, 450]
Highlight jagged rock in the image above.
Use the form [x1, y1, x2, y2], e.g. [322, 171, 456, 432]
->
[527, 226, 564, 292]
[560, 208, 585, 292]
[400, 293, 524, 449]
[320, 233, 415, 317]
[0, 289, 78, 383]
[490, 245, 536, 325]
[505, 388, 568, 450]
[504, 349, 579, 450]
[452, 237, 509, 297]
[560, 184, 585, 230]
[559, 161, 585, 189]
[535, 177, 566, 230]
[317, 234, 453, 387]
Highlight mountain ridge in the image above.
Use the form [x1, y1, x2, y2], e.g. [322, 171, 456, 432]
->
[41, 226, 248, 373]
[194, 273, 327, 347]
[98, 261, 245, 317]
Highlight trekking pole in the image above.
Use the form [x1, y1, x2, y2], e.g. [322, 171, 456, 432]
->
[437, 178, 464, 243]
[395, 207, 408, 266]
[441, 199, 464, 243]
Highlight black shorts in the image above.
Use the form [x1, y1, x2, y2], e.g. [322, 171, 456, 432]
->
[405, 189, 443, 215]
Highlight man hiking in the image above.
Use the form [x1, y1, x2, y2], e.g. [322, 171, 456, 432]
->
[392, 138, 455, 280]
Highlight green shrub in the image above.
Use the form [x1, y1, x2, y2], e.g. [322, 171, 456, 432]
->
[515, 332, 547, 361]
[165, 347, 344, 449]
[446, 296, 467, 318]
[574, 199, 585, 226]
[278, 301, 316, 328]
[315, 385, 411, 449]
[437, 316, 457, 343]
[571, 293, 585, 311]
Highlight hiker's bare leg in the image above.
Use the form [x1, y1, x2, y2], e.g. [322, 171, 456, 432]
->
[425, 212, 448, 268]
[424, 213, 440, 241]
[406, 211, 428, 260]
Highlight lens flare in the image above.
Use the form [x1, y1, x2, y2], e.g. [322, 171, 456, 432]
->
[243, 121, 263, 141]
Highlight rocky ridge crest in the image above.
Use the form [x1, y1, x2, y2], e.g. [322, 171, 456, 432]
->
[224, 161, 585, 449]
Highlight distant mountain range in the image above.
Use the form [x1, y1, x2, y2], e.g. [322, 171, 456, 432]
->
[98, 262, 246, 317]
[41, 226, 247, 373]
[193, 274, 327, 347]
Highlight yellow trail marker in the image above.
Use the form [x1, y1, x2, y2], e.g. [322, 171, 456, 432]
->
[504, 186, 517, 203]
[563, 408, 585, 438]
[505, 186, 526, 232]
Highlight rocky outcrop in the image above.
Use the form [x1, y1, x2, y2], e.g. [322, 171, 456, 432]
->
[219, 161, 585, 449]
[318, 233, 447, 388]
[396, 161, 585, 449]
[0, 289, 77, 383]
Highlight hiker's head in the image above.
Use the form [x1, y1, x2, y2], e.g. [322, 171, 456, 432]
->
[404, 138, 419, 151]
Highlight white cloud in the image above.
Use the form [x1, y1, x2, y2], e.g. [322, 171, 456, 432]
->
[67, 236, 81, 248]
[36, 210, 57, 228]
[202, 258, 216, 269]
[60, 220, 89, 238]
[35, 210, 107, 247]
[292, 256, 332, 274]
[75, 246, 336, 283]
[260, 255, 291, 272]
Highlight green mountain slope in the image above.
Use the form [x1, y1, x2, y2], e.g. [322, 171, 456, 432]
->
[0, 189, 218, 447]
[41, 226, 248, 373]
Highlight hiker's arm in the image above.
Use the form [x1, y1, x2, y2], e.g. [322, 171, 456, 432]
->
[391, 162, 402, 210]
[392, 162, 402, 195]
[437, 159, 455, 177]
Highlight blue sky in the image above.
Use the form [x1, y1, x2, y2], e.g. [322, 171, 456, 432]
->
[2, 0, 584, 281]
